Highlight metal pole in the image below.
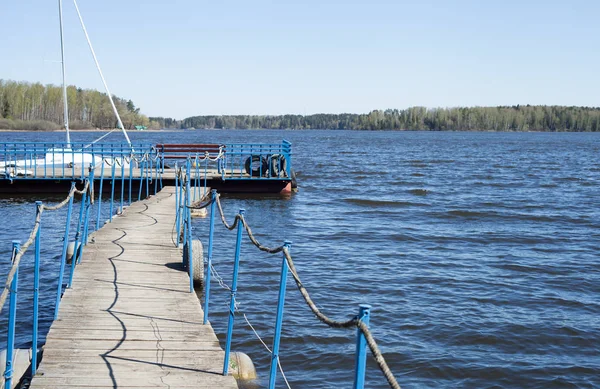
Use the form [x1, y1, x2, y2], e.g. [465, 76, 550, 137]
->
[193, 156, 199, 202]
[176, 170, 184, 248]
[353, 304, 371, 389]
[174, 162, 180, 244]
[128, 157, 133, 205]
[223, 209, 245, 376]
[138, 160, 144, 201]
[68, 185, 87, 288]
[120, 157, 125, 213]
[96, 160, 105, 230]
[145, 158, 150, 198]
[203, 189, 217, 324]
[185, 160, 193, 292]
[4, 241, 20, 389]
[31, 201, 43, 376]
[203, 158, 208, 198]
[55, 183, 75, 319]
[268, 241, 292, 389]
[81, 189, 91, 258]
[109, 162, 115, 222]
[82, 165, 94, 245]
[160, 156, 164, 190]
[154, 159, 160, 195]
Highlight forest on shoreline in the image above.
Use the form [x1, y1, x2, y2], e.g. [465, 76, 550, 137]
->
[2, 80, 600, 132]
[167, 105, 600, 132]
[0, 80, 156, 131]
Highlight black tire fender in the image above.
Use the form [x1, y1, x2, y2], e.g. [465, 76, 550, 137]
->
[244, 155, 268, 177]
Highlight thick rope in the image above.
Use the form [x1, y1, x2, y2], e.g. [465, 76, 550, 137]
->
[357, 320, 401, 389]
[193, 146, 225, 162]
[0, 179, 92, 311]
[186, 193, 213, 210]
[0, 205, 43, 311]
[240, 214, 283, 254]
[282, 248, 358, 329]
[42, 185, 77, 211]
[215, 195, 241, 231]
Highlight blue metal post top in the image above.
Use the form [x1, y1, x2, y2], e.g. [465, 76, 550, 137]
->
[353, 304, 372, 389]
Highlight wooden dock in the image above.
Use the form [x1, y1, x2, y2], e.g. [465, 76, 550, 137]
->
[30, 186, 238, 388]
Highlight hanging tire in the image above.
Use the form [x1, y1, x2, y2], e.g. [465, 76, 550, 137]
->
[290, 169, 298, 189]
[269, 154, 288, 177]
[183, 239, 204, 289]
[244, 155, 268, 177]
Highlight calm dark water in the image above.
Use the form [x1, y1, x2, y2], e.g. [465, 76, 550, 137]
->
[0, 130, 599, 388]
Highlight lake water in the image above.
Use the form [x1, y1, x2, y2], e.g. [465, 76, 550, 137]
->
[0, 130, 599, 388]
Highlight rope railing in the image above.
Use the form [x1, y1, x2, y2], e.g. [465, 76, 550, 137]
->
[179, 163, 401, 389]
[0, 178, 91, 312]
[0, 205, 42, 311]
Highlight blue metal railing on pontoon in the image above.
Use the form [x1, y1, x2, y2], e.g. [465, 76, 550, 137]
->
[0, 140, 293, 183]
[0, 142, 157, 181]
[159, 140, 293, 182]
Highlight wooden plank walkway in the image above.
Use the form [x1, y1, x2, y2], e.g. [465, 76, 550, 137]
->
[30, 186, 238, 389]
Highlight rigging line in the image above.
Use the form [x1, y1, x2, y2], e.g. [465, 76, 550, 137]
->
[83, 128, 118, 149]
[72, 0, 133, 150]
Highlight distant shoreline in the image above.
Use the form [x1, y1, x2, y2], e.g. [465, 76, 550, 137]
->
[0, 128, 598, 133]
[0, 129, 175, 133]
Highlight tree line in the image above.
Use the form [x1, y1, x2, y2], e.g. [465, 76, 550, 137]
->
[3, 79, 600, 132]
[0, 79, 159, 131]
[173, 106, 600, 132]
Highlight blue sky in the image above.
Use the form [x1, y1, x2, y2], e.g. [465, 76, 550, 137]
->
[1, 0, 599, 118]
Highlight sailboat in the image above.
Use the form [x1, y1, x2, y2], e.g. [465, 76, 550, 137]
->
[1, 0, 135, 176]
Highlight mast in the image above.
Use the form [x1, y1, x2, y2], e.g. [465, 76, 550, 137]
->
[59, 0, 70, 147]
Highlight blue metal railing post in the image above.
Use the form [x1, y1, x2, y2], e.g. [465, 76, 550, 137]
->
[120, 157, 125, 213]
[185, 160, 193, 292]
[160, 156, 164, 190]
[138, 160, 144, 201]
[193, 156, 199, 201]
[55, 182, 75, 319]
[223, 209, 245, 376]
[129, 157, 133, 205]
[154, 155, 159, 195]
[176, 168, 184, 248]
[31, 201, 43, 376]
[182, 161, 191, 251]
[268, 240, 292, 389]
[174, 162, 180, 246]
[96, 160, 105, 230]
[203, 158, 208, 198]
[4, 241, 20, 389]
[81, 189, 91, 259]
[203, 189, 217, 325]
[82, 166, 94, 245]
[109, 162, 116, 222]
[68, 183, 87, 288]
[353, 304, 372, 389]
[146, 158, 150, 198]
